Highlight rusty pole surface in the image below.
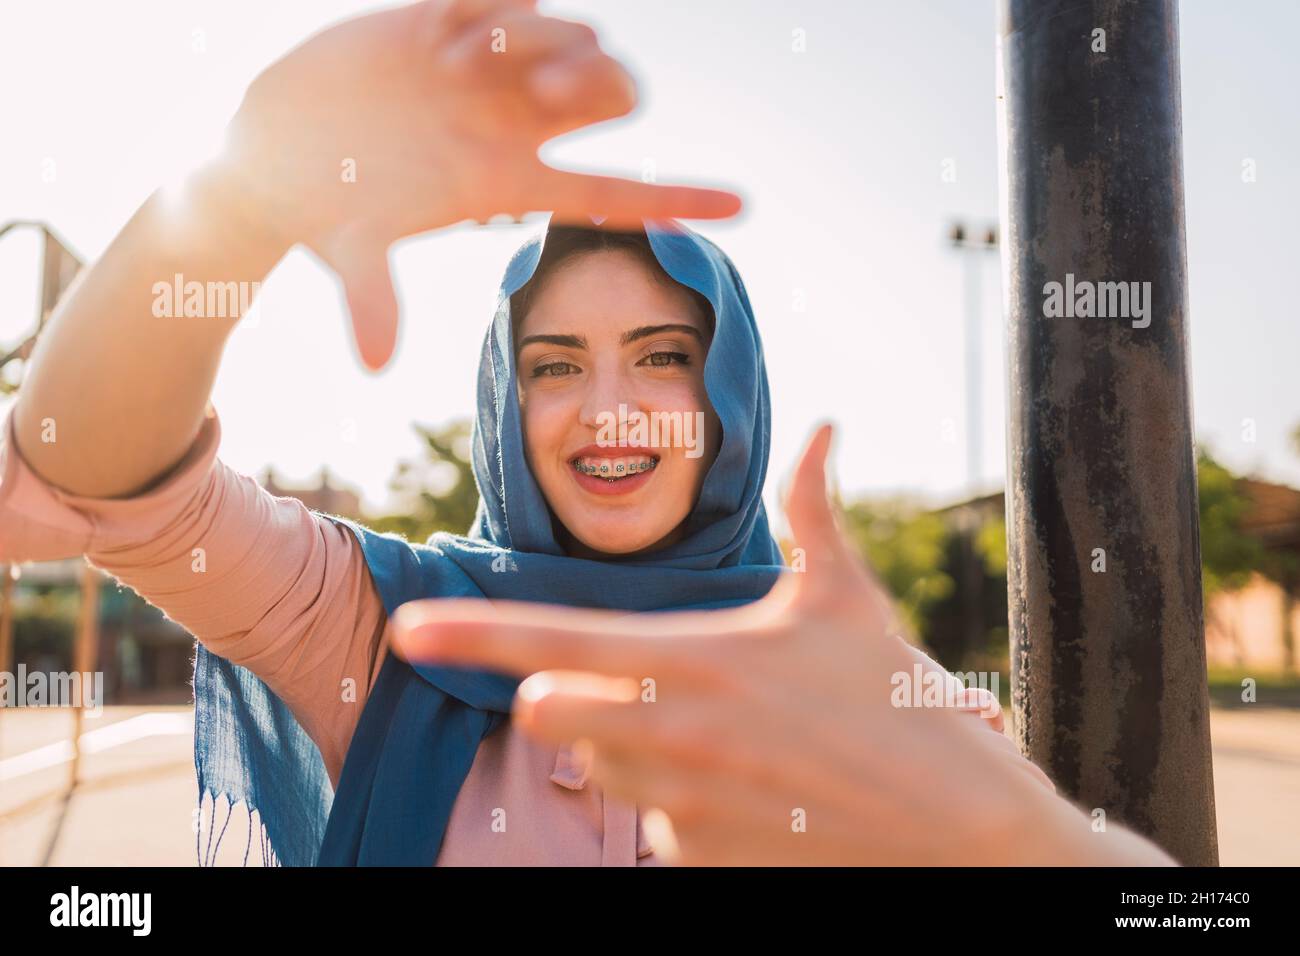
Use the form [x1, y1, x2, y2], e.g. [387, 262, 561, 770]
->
[996, 0, 1218, 864]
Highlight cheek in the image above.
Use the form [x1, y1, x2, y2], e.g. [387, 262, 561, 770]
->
[519, 388, 572, 467]
[643, 376, 710, 415]
[649, 379, 719, 479]
[673, 379, 717, 443]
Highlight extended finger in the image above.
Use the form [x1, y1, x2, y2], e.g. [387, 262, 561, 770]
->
[412, 0, 537, 48]
[316, 225, 399, 372]
[512, 667, 830, 800]
[951, 686, 1005, 731]
[442, 11, 599, 80]
[780, 423, 896, 615]
[782, 423, 850, 571]
[526, 45, 637, 121]
[390, 597, 736, 677]
[524, 166, 742, 229]
[586, 746, 822, 865]
[513, 670, 734, 768]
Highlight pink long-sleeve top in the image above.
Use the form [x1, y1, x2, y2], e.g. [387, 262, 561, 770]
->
[0, 404, 657, 866]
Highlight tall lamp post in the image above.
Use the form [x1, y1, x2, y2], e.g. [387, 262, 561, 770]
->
[948, 223, 999, 664]
[997, 0, 1217, 864]
[948, 222, 999, 491]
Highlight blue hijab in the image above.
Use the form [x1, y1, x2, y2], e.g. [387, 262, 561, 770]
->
[193, 217, 785, 866]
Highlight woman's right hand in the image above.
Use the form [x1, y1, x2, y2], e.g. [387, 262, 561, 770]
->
[211, 0, 740, 369]
[390, 425, 1175, 866]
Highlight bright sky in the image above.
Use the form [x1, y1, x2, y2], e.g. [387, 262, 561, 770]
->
[2, 0, 1297, 527]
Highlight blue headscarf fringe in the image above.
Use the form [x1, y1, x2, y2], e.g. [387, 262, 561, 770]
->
[193, 791, 287, 867]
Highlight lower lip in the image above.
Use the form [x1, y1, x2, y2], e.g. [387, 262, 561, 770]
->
[569, 462, 658, 496]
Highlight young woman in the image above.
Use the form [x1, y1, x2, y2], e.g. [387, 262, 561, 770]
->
[0, 0, 1004, 866]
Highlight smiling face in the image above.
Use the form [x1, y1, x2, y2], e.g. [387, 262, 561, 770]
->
[515, 247, 720, 559]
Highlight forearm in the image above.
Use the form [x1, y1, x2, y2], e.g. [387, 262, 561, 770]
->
[998, 770, 1179, 866]
[13, 164, 288, 498]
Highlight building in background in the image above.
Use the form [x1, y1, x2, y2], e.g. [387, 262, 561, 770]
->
[931, 479, 1300, 677]
[1205, 478, 1300, 673]
[260, 466, 363, 521]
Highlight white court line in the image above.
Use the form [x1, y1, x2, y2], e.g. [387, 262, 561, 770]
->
[0, 712, 193, 783]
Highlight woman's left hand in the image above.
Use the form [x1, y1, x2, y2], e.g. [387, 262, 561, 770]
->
[391, 424, 1066, 864]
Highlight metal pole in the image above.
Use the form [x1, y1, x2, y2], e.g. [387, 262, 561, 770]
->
[949, 226, 999, 662]
[0, 222, 82, 385]
[69, 560, 101, 788]
[0, 566, 13, 679]
[960, 249, 985, 662]
[964, 248, 982, 489]
[997, 0, 1217, 864]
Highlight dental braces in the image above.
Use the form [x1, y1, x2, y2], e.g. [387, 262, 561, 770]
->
[572, 459, 659, 480]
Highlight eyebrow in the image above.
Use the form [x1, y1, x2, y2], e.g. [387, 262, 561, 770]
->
[622, 323, 704, 347]
[517, 324, 704, 352]
[516, 332, 587, 351]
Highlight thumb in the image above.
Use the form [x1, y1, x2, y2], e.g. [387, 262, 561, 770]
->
[781, 423, 893, 625]
[319, 226, 399, 371]
[782, 422, 852, 575]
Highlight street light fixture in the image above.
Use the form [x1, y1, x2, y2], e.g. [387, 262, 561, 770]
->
[947, 220, 999, 491]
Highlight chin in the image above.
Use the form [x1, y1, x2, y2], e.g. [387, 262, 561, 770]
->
[569, 525, 668, 556]
[559, 508, 684, 558]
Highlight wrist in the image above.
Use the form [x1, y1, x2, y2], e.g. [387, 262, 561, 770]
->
[176, 159, 297, 268]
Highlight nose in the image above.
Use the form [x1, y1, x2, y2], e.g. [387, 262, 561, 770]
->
[577, 362, 644, 432]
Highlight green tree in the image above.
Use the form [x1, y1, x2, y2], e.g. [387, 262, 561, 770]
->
[369, 420, 480, 543]
[974, 516, 1007, 578]
[1196, 447, 1264, 597]
[840, 497, 954, 637]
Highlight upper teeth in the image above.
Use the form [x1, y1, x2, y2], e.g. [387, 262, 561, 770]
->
[573, 455, 658, 476]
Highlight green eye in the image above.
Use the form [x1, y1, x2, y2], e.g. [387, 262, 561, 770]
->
[641, 351, 690, 368]
[532, 361, 578, 377]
